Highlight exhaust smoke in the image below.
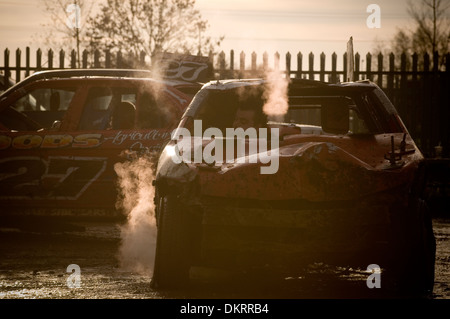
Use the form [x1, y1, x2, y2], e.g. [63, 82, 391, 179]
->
[114, 153, 158, 276]
[262, 70, 290, 122]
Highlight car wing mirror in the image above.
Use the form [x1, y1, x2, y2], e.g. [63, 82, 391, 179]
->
[51, 120, 62, 130]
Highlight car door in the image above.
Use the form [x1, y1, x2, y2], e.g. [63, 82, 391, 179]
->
[56, 79, 189, 215]
[0, 80, 81, 214]
[0, 77, 191, 217]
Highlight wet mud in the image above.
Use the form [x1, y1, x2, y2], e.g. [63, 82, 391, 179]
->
[0, 218, 449, 299]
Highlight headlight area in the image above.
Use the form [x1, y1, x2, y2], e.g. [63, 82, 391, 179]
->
[155, 143, 200, 200]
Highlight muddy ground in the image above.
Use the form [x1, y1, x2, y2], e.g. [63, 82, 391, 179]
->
[0, 217, 449, 300]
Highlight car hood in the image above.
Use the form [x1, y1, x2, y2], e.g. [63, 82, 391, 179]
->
[182, 133, 424, 202]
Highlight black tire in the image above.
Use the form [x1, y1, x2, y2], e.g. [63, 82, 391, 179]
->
[385, 198, 436, 296]
[151, 195, 192, 289]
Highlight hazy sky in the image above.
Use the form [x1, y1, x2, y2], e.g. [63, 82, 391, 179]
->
[0, 0, 415, 70]
[197, 0, 412, 54]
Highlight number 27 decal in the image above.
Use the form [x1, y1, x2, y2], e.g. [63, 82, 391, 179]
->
[0, 156, 107, 200]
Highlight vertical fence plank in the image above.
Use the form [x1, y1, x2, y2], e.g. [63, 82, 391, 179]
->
[410, 52, 419, 147]
[208, 50, 214, 72]
[308, 52, 314, 80]
[274, 52, 280, 71]
[82, 50, 88, 68]
[354, 52, 360, 81]
[412, 53, 418, 81]
[387, 53, 394, 98]
[70, 50, 76, 68]
[423, 53, 430, 77]
[230, 50, 234, 75]
[263, 52, 268, 71]
[446, 53, 450, 73]
[36, 48, 42, 71]
[128, 50, 134, 68]
[15, 49, 21, 82]
[286, 52, 291, 78]
[319, 52, 325, 82]
[25, 47, 30, 77]
[240, 51, 245, 76]
[400, 53, 407, 85]
[366, 52, 372, 81]
[423, 53, 431, 155]
[140, 50, 146, 68]
[431, 51, 440, 152]
[377, 53, 383, 87]
[117, 51, 122, 68]
[219, 51, 225, 78]
[331, 52, 337, 83]
[297, 52, 302, 78]
[443, 53, 450, 152]
[105, 50, 111, 68]
[59, 49, 65, 69]
[343, 52, 347, 82]
[251, 52, 257, 75]
[94, 50, 100, 68]
[399, 53, 408, 127]
[4, 49, 10, 83]
[48, 49, 53, 69]
[433, 51, 439, 73]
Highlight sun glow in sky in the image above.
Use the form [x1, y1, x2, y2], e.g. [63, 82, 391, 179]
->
[196, 0, 413, 60]
[0, 0, 414, 70]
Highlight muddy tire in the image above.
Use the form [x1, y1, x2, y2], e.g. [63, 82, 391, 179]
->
[385, 199, 436, 295]
[151, 195, 192, 289]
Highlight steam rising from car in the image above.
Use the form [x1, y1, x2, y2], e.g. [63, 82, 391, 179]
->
[262, 70, 290, 122]
[114, 153, 158, 276]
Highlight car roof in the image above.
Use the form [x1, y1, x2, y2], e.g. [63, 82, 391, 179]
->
[202, 77, 378, 91]
[182, 77, 383, 120]
[0, 69, 202, 101]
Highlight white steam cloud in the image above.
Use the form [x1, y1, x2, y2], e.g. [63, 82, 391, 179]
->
[114, 153, 158, 276]
[263, 70, 290, 122]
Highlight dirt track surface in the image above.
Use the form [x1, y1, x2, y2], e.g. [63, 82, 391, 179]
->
[0, 218, 449, 299]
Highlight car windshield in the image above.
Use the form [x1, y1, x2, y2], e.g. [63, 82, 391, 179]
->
[188, 85, 371, 136]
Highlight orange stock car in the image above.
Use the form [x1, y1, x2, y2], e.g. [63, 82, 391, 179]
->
[151, 78, 436, 295]
[0, 68, 203, 221]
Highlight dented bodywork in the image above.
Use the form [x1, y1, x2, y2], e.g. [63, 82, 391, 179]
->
[152, 78, 436, 292]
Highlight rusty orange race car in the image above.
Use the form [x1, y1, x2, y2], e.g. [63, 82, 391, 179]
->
[0, 67, 205, 221]
[151, 77, 436, 295]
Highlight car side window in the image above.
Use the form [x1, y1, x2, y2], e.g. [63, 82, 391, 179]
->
[7, 87, 76, 130]
[78, 87, 113, 130]
[78, 87, 137, 131]
[135, 92, 168, 129]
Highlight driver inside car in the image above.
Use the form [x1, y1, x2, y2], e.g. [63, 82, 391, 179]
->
[232, 103, 267, 130]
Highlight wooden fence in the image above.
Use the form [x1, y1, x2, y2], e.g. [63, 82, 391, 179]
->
[1, 47, 449, 157]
